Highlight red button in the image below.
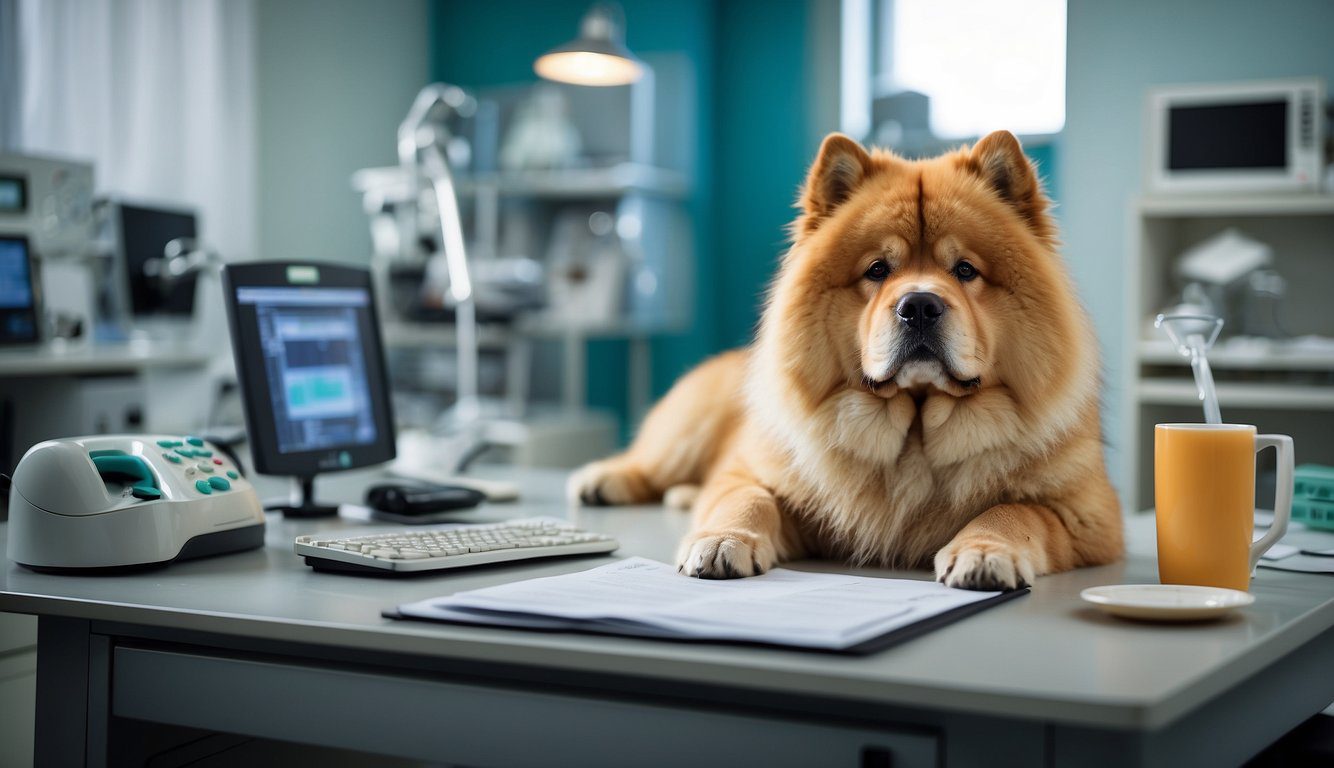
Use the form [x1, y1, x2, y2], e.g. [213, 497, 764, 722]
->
[212, 458, 223, 465]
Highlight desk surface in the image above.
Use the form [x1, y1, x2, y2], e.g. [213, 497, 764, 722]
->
[3, 467, 1333, 731]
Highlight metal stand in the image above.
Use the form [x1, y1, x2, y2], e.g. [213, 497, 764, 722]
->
[264, 476, 339, 518]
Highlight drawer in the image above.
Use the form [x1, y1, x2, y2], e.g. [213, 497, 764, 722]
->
[113, 646, 939, 768]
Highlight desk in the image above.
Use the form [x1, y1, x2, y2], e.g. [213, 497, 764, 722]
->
[2, 468, 1333, 767]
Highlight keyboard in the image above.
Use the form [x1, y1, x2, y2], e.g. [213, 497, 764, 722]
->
[294, 518, 619, 574]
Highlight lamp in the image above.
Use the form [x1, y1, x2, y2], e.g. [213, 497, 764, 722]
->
[534, 3, 644, 87]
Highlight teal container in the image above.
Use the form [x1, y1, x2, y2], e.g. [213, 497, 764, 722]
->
[1293, 496, 1334, 532]
[1294, 464, 1334, 502]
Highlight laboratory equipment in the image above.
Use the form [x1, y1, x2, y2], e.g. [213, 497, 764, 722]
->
[0, 153, 96, 337]
[222, 261, 397, 517]
[95, 198, 218, 338]
[1147, 77, 1325, 194]
[293, 518, 618, 574]
[399, 83, 484, 427]
[6, 434, 263, 572]
[0, 235, 39, 344]
[363, 481, 485, 524]
[1155, 311, 1225, 424]
[0, 153, 95, 260]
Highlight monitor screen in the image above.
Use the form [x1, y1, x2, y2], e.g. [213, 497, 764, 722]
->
[0, 236, 38, 344]
[118, 203, 198, 316]
[0, 175, 25, 213]
[224, 262, 395, 478]
[237, 286, 379, 454]
[1167, 100, 1288, 171]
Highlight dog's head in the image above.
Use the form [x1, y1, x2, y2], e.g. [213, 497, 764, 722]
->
[758, 131, 1089, 413]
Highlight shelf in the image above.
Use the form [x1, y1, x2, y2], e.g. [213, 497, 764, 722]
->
[0, 341, 209, 378]
[1136, 379, 1334, 410]
[353, 163, 689, 202]
[457, 164, 689, 200]
[1137, 193, 1334, 218]
[382, 316, 683, 348]
[1138, 338, 1334, 371]
[514, 314, 685, 339]
[382, 323, 513, 349]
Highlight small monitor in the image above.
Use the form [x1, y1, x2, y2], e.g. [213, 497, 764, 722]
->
[0, 235, 39, 345]
[114, 201, 199, 317]
[0, 175, 26, 213]
[223, 262, 395, 516]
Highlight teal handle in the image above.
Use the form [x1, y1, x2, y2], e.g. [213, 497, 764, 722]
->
[91, 454, 158, 497]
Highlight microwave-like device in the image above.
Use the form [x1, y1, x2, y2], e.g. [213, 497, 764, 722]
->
[1146, 78, 1326, 195]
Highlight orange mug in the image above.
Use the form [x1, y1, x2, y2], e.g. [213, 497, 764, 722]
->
[1155, 423, 1293, 591]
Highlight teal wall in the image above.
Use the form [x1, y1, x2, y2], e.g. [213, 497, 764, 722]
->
[712, 0, 814, 348]
[430, 0, 816, 433]
[1062, 0, 1334, 499]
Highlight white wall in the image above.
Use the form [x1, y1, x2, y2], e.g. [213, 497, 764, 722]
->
[255, 0, 430, 264]
[1061, 0, 1334, 502]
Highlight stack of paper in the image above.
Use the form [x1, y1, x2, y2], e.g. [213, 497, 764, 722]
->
[392, 557, 1022, 652]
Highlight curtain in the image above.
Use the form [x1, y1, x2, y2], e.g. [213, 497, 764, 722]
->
[13, 0, 256, 262]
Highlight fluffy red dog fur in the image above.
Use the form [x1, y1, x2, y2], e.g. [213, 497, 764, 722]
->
[568, 130, 1124, 590]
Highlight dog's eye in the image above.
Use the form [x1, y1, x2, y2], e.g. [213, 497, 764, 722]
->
[864, 260, 891, 282]
[953, 261, 979, 282]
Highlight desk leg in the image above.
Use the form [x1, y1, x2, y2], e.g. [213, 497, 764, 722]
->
[35, 616, 110, 768]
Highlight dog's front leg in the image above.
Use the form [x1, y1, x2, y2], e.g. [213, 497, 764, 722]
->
[676, 469, 791, 579]
[934, 503, 1076, 591]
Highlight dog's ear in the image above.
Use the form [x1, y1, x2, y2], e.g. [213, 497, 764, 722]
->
[968, 131, 1052, 235]
[795, 133, 873, 236]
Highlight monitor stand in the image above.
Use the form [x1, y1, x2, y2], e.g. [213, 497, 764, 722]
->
[265, 476, 340, 518]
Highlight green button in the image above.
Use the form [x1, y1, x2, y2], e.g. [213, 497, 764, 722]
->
[194, 449, 213, 458]
[226, 470, 239, 480]
[163, 453, 182, 464]
[131, 484, 161, 500]
[207, 476, 230, 492]
[186, 436, 205, 447]
[156, 439, 181, 448]
[175, 448, 195, 458]
[194, 479, 212, 495]
[89, 449, 127, 458]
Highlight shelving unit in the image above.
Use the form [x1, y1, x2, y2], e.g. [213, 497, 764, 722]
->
[1123, 193, 1334, 510]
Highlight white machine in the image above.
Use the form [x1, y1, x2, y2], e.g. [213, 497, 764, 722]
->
[1146, 77, 1326, 195]
[6, 434, 264, 572]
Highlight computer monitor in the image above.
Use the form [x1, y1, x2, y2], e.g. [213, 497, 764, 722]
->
[0, 235, 39, 345]
[111, 201, 199, 317]
[223, 262, 396, 517]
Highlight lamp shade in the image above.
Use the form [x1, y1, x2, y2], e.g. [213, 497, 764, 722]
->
[534, 4, 644, 87]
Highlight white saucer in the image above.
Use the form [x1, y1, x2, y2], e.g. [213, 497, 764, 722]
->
[1080, 584, 1254, 621]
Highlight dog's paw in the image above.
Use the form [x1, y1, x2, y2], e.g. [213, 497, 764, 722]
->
[676, 530, 778, 579]
[566, 459, 654, 506]
[934, 539, 1035, 591]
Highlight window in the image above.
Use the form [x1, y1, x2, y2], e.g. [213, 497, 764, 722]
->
[872, 0, 1066, 139]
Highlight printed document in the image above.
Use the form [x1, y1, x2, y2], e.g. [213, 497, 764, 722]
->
[395, 557, 1009, 650]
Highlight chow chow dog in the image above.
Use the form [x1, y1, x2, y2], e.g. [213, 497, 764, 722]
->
[569, 130, 1123, 590]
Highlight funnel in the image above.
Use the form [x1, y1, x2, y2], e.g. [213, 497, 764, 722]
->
[1155, 313, 1224, 424]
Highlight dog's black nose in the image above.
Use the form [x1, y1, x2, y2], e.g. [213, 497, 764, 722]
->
[896, 292, 945, 329]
